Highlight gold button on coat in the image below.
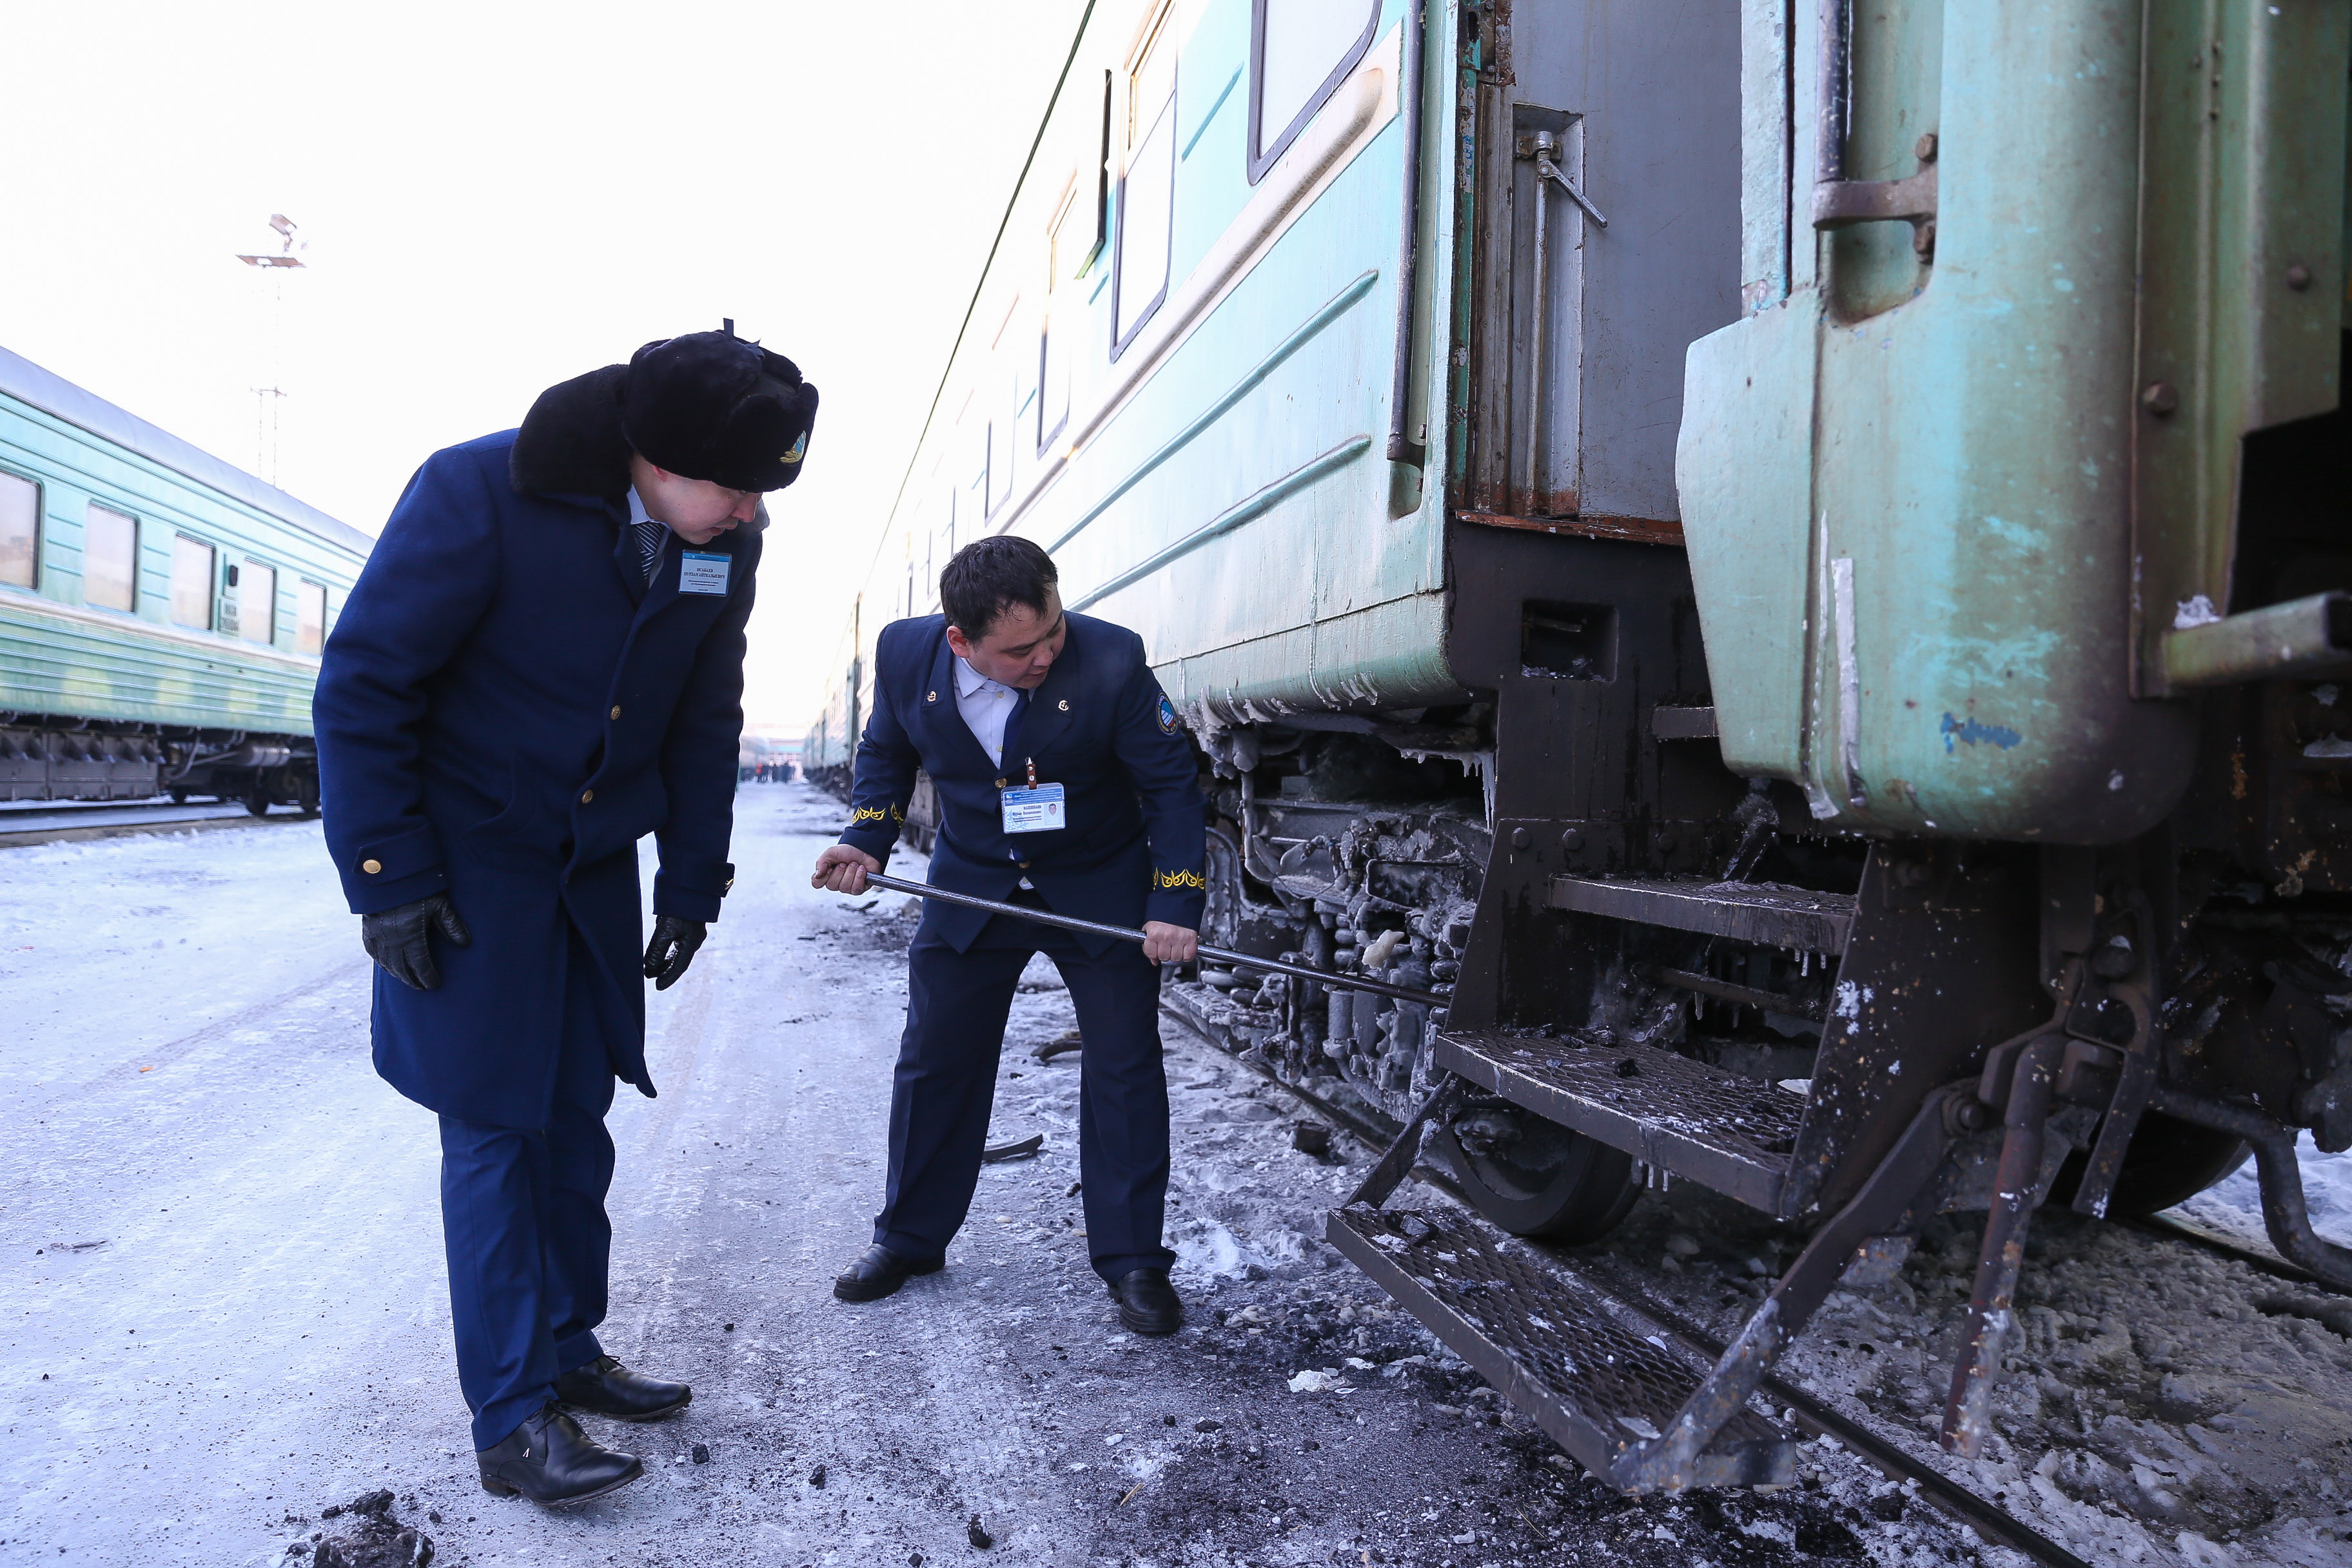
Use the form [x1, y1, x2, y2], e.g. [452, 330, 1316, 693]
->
[580, 789, 594, 803]
[360, 858, 382, 874]
[609, 705, 622, 720]
[995, 778, 1007, 789]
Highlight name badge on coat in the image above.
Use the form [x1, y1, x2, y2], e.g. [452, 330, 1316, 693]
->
[1001, 783, 1066, 834]
[679, 551, 730, 594]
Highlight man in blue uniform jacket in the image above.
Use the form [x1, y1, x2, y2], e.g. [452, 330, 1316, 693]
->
[812, 536, 1207, 1335]
[315, 329, 818, 1506]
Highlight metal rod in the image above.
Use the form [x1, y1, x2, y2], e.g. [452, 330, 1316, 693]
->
[1634, 962, 1825, 1022]
[1520, 133, 1550, 515]
[1384, 0, 1429, 466]
[848, 872, 1449, 1008]
[1943, 1035, 2062, 1456]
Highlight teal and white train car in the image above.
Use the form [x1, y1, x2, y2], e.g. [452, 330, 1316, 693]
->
[0, 345, 371, 809]
[810, 0, 2352, 1493]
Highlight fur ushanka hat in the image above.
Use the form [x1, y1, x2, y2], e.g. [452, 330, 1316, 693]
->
[621, 330, 818, 494]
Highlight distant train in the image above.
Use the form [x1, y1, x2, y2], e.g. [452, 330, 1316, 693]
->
[0, 346, 371, 812]
[810, 0, 2349, 1493]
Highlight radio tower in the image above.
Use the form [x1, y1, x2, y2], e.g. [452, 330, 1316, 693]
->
[235, 213, 306, 485]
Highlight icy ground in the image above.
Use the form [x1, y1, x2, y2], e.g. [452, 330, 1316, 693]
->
[1, 782, 2347, 1568]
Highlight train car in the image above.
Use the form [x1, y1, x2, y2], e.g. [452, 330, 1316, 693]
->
[0, 346, 371, 812]
[808, 0, 2352, 1493]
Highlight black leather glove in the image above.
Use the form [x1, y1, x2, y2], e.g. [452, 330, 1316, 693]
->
[643, 916, 707, 992]
[360, 893, 473, 990]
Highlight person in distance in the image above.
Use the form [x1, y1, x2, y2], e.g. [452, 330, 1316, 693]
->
[813, 536, 1208, 1336]
[315, 328, 817, 1506]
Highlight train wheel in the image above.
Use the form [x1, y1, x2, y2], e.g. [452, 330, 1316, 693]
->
[168, 789, 188, 805]
[1436, 1102, 1643, 1243]
[243, 784, 272, 818]
[2052, 1110, 2252, 1219]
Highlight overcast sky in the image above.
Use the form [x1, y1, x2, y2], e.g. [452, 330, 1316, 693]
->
[3, 0, 1089, 732]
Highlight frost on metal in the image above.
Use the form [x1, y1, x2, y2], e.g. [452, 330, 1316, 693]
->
[2173, 594, 2223, 631]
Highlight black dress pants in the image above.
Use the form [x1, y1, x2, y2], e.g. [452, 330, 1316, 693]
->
[873, 900, 1176, 1282]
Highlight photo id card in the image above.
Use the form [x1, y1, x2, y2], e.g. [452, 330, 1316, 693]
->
[679, 551, 731, 595]
[1000, 783, 1067, 834]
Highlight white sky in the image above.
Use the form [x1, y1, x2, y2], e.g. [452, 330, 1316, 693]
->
[2, 0, 1090, 734]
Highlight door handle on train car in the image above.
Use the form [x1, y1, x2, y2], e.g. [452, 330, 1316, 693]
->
[1810, 0, 1939, 255]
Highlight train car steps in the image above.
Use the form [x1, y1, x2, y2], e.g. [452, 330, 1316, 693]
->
[1432, 1029, 1807, 1213]
[1331, 1078, 1965, 1493]
[1326, 1202, 1799, 1490]
[1547, 876, 1856, 954]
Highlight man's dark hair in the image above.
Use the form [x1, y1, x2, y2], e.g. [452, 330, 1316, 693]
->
[940, 536, 1059, 639]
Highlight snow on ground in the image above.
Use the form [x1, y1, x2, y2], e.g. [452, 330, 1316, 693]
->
[1584, 1169, 2352, 1566]
[3, 784, 2347, 1568]
[2179, 1131, 2352, 1253]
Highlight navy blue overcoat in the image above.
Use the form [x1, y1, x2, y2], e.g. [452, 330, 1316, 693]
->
[315, 374, 757, 1130]
[839, 611, 1206, 951]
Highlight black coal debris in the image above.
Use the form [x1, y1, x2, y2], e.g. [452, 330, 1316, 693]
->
[293, 1489, 431, 1568]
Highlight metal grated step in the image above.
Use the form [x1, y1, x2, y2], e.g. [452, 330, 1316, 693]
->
[1547, 875, 1857, 953]
[1433, 1030, 1805, 1212]
[1328, 1202, 1795, 1490]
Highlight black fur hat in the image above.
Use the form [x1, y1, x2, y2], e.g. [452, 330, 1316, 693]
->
[620, 330, 818, 493]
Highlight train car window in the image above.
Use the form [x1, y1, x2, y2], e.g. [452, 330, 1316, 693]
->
[239, 560, 277, 645]
[295, 581, 328, 654]
[83, 504, 137, 611]
[1248, 0, 1378, 184]
[0, 470, 39, 589]
[169, 534, 215, 630]
[1091, 70, 1112, 270]
[1112, 12, 1178, 357]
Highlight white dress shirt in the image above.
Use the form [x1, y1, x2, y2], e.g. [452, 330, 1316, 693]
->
[954, 656, 1021, 770]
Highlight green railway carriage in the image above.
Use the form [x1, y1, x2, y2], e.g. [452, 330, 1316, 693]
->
[0, 344, 371, 809]
[812, 0, 2352, 1491]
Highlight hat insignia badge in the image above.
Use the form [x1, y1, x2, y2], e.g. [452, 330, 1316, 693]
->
[781, 431, 808, 465]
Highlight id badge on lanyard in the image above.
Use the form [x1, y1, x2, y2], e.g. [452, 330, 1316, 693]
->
[1000, 757, 1066, 835]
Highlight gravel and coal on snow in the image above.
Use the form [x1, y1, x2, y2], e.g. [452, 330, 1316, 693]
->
[4, 782, 2350, 1567]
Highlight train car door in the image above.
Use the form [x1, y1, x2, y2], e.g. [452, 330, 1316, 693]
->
[1455, 0, 1742, 534]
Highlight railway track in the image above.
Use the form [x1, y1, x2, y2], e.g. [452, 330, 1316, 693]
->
[0, 798, 310, 850]
[1157, 1002, 2352, 1567]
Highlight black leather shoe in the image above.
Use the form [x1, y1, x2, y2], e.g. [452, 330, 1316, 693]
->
[833, 1243, 943, 1302]
[477, 1404, 642, 1505]
[1108, 1268, 1184, 1335]
[554, 1355, 691, 1422]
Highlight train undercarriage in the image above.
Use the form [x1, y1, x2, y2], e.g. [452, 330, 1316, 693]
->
[1164, 515, 2352, 1493]
[0, 710, 319, 815]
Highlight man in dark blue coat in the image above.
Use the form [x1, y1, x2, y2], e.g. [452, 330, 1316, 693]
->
[315, 329, 817, 1506]
[812, 536, 1206, 1335]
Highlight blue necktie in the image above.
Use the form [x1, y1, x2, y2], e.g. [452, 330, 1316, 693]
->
[1000, 687, 1033, 776]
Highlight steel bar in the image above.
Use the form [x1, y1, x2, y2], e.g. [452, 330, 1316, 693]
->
[1943, 1035, 2063, 1455]
[845, 872, 1449, 1008]
[1634, 962, 1825, 1022]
